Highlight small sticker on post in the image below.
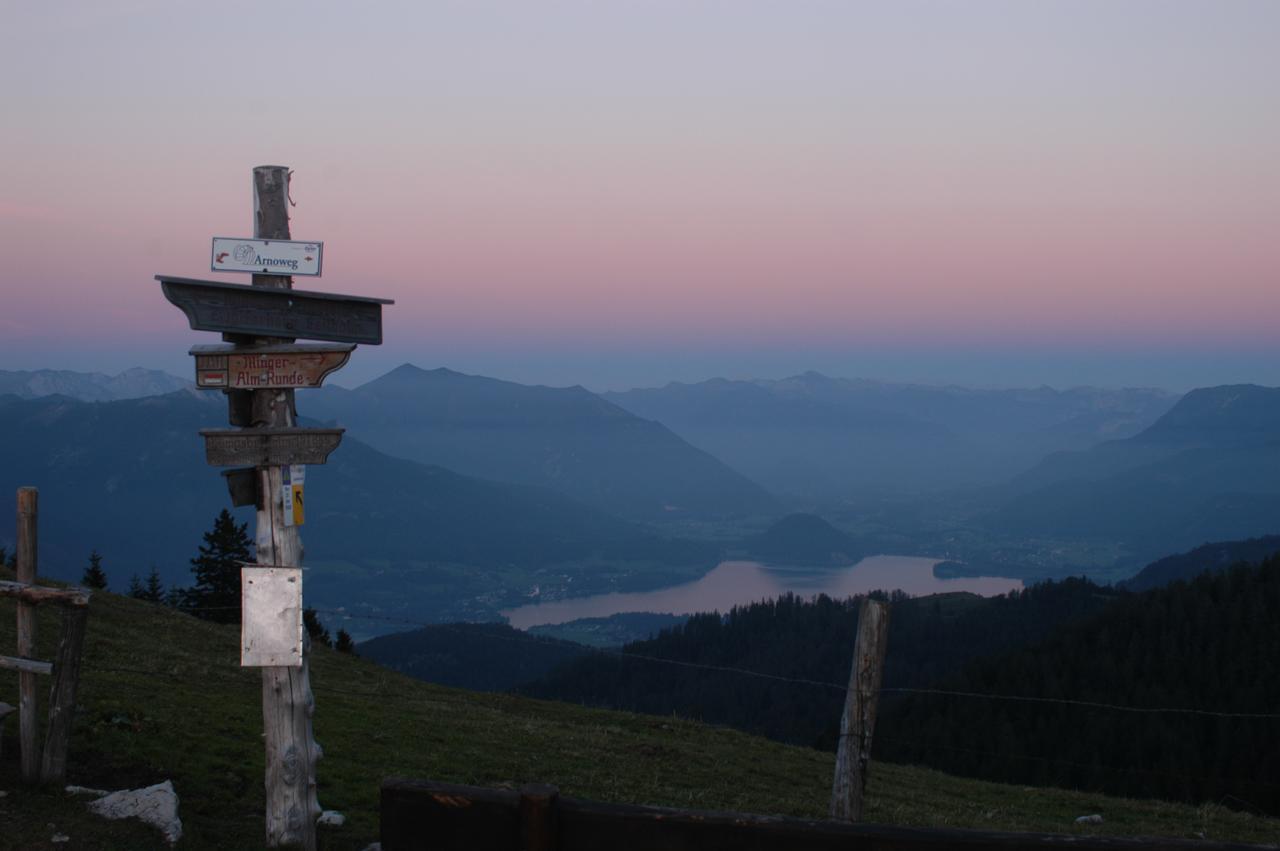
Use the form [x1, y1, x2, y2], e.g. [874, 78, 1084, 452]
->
[281, 465, 305, 526]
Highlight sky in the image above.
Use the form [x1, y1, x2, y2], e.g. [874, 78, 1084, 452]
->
[2, 1, 1278, 392]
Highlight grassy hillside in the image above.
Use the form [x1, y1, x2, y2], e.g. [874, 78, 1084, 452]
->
[2, 578, 1277, 849]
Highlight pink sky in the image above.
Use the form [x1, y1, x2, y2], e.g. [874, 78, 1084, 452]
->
[2, 1, 1278, 390]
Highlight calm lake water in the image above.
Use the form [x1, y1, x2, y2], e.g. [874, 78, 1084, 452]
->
[502, 556, 1022, 630]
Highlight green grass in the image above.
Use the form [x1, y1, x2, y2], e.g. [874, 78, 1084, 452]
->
[2, 579, 1278, 849]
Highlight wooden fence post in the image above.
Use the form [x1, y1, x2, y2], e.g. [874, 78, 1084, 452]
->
[250, 165, 322, 851]
[15, 487, 39, 782]
[830, 596, 890, 822]
[40, 604, 89, 783]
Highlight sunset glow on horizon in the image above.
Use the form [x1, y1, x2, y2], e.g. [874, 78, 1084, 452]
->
[3, 1, 1278, 391]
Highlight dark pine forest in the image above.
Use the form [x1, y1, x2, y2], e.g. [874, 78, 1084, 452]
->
[521, 559, 1280, 813]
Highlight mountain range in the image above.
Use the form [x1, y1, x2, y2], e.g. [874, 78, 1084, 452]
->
[0, 367, 190, 401]
[989, 384, 1280, 561]
[604, 373, 1174, 500]
[0, 391, 717, 626]
[303, 364, 777, 521]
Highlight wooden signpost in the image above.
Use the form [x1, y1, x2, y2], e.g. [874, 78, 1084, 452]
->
[159, 275, 391, 344]
[159, 165, 392, 850]
[191, 344, 355, 390]
[199, 428, 345, 467]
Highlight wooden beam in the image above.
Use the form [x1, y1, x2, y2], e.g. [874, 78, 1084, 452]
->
[0, 655, 52, 676]
[41, 606, 89, 783]
[381, 777, 1277, 851]
[15, 486, 39, 783]
[830, 597, 891, 823]
[0, 580, 91, 607]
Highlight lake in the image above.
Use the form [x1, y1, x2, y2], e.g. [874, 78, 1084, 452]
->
[502, 556, 1022, 629]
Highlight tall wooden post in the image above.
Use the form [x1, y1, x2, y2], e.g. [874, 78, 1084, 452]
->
[251, 165, 322, 850]
[830, 597, 890, 823]
[15, 487, 39, 782]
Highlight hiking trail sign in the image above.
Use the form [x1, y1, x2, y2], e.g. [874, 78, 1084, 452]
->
[212, 237, 323, 276]
[159, 275, 390, 344]
[191, 343, 355, 389]
[159, 165, 395, 850]
[199, 428, 345, 467]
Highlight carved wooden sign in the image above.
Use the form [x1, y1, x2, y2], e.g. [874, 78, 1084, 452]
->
[200, 428, 344, 467]
[158, 275, 393, 345]
[191, 343, 355, 389]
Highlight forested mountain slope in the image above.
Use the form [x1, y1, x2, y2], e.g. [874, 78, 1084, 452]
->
[520, 579, 1120, 747]
[1120, 535, 1280, 592]
[880, 556, 1280, 812]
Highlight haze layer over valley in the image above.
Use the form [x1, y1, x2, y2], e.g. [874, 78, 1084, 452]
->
[7, 365, 1280, 635]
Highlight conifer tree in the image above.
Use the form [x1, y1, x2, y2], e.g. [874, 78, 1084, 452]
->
[82, 549, 108, 590]
[183, 509, 252, 624]
[303, 607, 332, 648]
[144, 567, 165, 603]
[129, 567, 165, 603]
[335, 628, 356, 654]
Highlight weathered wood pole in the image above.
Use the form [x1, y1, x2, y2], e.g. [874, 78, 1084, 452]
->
[40, 602, 89, 783]
[830, 597, 890, 822]
[15, 487, 39, 782]
[251, 165, 322, 850]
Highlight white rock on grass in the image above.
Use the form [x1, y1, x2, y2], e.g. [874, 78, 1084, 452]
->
[1075, 814, 1104, 825]
[65, 785, 109, 798]
[318, 810, 346, 827]
[86, 780, 183, 846]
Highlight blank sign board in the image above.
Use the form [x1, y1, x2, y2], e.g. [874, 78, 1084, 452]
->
[241, 566, 303, 668]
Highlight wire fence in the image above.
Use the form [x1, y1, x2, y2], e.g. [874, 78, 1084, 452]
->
[13, 591, 1278, 815]
[141, 599, 1280, 721]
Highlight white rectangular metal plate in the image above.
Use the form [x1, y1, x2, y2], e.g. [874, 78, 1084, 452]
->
[212, 237, 323, 276]
[241, 566, 303, 667]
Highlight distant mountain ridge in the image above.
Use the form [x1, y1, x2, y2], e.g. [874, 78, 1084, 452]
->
[0, 367, 190, 401]
[0, 391, 717, 626]
[1121, 535, 1280, 592]
[304, 364, 777, 521]
[991, 384, 1280, 563]
[604, 373, 1173, 499]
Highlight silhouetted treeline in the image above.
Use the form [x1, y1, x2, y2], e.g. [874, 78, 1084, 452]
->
[520, 578, 1121, 748]
[879, 557, 1280, 813]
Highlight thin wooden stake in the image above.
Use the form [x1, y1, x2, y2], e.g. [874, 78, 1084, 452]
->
[40, 605, 89, 783]
[251, 164, 321, 851]
[830, 597, 890, 822]
[15, 487, 39, 783]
